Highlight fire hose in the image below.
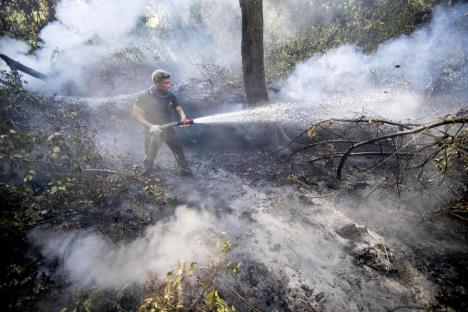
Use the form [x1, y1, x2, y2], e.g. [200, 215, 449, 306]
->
[159, 118, 194, 130]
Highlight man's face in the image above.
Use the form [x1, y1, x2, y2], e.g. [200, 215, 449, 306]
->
[156, 78, 171, 92]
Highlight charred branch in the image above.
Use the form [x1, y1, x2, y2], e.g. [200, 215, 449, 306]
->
[277, 114, 467, 188]
[0, 53, 48, 81]
[336, 116, 468, 179]
[308, 152, 418, 164]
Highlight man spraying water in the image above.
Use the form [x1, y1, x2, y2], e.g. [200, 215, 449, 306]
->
[131, 69, 192, 176]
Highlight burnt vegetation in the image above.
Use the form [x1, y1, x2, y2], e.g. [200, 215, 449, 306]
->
[0, 0, 467, 311]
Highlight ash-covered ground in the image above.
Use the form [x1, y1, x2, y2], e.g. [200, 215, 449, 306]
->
[2, 3, 467, 311]
[27, 83, 467, 311]
[134, 147, 468, 311]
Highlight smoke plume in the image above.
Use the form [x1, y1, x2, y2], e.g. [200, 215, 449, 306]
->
[279, 4, 467, 121]
[30, 206, 218, 288]
[0, 0, 241, 95]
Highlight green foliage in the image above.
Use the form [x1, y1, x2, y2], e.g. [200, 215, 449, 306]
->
[0, 0, 58, 50]
[205, 289, 236, 312]
[138, 236, 241, 312]
[219, 239, 232, 254]
[430, 121, 468, 196]
[226, 261, 241, 275]
[0, 71, 104, 310]
[139, 262, 193, 311]
[55, 252, 239, 312]
[0, 70, 102, 196]
[0, 262, 50, 311]
[144, 180, 169, 199]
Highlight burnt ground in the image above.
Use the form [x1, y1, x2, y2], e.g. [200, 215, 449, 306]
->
[153, 144, 468, 311]
[58, 112, 467, 311]
[2, 84, 467, 311]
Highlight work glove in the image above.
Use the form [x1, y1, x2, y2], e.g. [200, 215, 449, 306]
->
[149, 124, 162, 136]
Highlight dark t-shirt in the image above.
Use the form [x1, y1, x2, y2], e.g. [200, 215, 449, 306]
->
[135, 90, 180, 125]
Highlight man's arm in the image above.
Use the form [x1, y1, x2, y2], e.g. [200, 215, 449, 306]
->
[132, 104, 152, 128]
[175, 106, 188, 122]
[132, 104, 162, 135]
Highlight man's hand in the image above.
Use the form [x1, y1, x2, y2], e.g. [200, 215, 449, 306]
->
[180, 118, 191, 127]
[149, 124, 162, 136]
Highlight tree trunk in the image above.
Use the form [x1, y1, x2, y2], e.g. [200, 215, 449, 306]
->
[239, 0, 291, 151]
[239, 0, 269, 106]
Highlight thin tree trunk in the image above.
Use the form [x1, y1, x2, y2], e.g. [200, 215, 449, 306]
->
[239, 0, 269, 106]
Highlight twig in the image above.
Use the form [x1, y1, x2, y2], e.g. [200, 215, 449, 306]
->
[272, 116, 420, 154]
[29, 211, 81, 226]
[308, 152, 417, 164]
[386, 305, 425, 312]
[201, 268, 262, 312]
[286, 139, 359, 161]
[380, 242, 391, 274]
[187, 267, 220, 311]
[105, 298, 128, 312]
[83, 168, 119, 174]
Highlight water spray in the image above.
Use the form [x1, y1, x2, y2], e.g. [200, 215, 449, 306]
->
[158, 102, 315, 130]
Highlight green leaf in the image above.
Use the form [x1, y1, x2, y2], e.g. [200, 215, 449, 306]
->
[47, 132, 61, 141]
[220, 240, 232, 253]
[188, 262, 195, 276]
[205, 289, 215, 306]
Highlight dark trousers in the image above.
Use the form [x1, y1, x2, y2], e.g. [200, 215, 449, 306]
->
[144, 130, 189, 171]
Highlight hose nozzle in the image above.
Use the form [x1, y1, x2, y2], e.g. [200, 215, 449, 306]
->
[179, 119, 194, 126]
[159, 119, 195, 130]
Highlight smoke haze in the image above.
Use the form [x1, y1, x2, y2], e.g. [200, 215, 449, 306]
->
[0, 0, 242, 94]
[28, 166, 457, 310]
[280, 4, 468, 121]
[4, 1, 467, 309]
[1, 2, 464, 121]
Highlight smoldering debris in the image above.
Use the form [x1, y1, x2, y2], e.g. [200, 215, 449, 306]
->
[28, 154, 466, 310]
[352, 243, 396, 275]
[336, 223, 368, 241]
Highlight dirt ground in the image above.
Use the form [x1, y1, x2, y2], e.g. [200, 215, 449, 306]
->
[67, 111, 467, 310]
[4, 83, 466, 311]
[148, 144, 468, 311]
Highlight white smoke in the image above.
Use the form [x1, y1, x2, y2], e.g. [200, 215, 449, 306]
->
[28, 168, 450, 310]
[280, 4, 468, 121]
[30, 206, 218, 288]
[264, 0, 337, 41]
[1, 0, 466, 118]
[0, 0, 241, 94]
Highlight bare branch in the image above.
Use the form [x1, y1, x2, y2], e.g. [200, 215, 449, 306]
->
[336, 116, 468, 179]
[308, 152, 417, 164]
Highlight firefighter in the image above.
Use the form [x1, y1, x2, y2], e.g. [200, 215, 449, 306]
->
[131, 69, 192, 176]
